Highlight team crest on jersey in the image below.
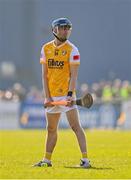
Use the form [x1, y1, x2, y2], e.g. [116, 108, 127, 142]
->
[62, 50, 67, 56]
[55, 49, 59, 56]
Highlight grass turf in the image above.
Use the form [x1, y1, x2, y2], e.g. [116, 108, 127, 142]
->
[0, 129, 131, 179]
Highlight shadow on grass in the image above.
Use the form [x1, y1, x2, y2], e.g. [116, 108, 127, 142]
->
[64, 166, 114, 170]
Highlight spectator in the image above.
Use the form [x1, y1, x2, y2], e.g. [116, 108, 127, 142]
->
[102, 83, 113, 101]
[120, 80, 130, 100]
[112, 79, 121, 99]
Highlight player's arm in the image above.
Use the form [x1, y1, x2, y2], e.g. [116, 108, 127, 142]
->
[66, 45, 80, 106]
[66, 64, 79, 106]
[68, 46, 80, 95]
[68, 64, 79, 92]
[40, 46, 53, 106]
[42, 63, 51, 99]
[42, 63, 54, 107]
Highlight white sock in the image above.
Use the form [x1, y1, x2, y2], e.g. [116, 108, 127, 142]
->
[43, 158, 51, 163]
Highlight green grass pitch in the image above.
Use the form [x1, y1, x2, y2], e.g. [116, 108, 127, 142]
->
[0, 129, 131, 179]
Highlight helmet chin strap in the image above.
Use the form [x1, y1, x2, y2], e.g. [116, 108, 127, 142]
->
[53, 31, 67, 42]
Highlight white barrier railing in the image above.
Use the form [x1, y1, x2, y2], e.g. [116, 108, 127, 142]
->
[0, 100, 20, 129]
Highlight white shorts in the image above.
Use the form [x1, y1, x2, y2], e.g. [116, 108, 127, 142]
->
[45, 96, 77, 114]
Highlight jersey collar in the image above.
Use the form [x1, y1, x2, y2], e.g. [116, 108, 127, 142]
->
[52, 40, 68, 48]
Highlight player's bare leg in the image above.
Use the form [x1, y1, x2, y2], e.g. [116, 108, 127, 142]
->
[66, 108, 91, 168]
[33, 112, 61, 167]
[45, 112, 61, 154]
[66, 108, 87, 152]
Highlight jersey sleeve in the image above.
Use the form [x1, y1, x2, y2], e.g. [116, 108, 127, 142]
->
[69, 46, 80, 65]
[40, 46, 46, 64]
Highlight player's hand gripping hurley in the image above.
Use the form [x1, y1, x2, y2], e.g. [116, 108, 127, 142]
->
[44, 93, 93, 108]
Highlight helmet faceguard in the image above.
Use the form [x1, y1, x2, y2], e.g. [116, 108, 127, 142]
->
[52, 18, 72, 42]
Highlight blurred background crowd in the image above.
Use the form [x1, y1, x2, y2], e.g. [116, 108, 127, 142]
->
[0, 78, 131, 103]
